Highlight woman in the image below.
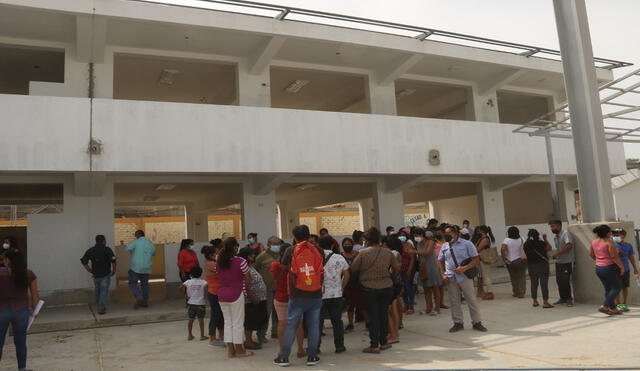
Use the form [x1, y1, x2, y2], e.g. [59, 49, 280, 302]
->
[178, 239, 199, 282]
[523, 229, 553, 308]
[434, 229, 449, 310]
[350, 227, 400, 354]
[398, 230, 416, 315]
[0, 250, 39, 371]
[589, 225, 625, 315]
[385, 235, 403, 344]
[202, 242, 224, 347]
[501, 226, 527, 298]
[270, 244, 306, 358]
[0, 236, 18, 268]
[414, 228, 443, 315]
[216, 237, 253, 358]
[238, 247, 268, 350]
[341, 237, 366, 331]
[475, 226, 495, 300]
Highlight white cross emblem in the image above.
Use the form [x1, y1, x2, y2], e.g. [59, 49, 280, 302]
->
[300, 263, 314, 276]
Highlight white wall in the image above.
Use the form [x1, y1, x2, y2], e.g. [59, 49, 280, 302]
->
[431, 195, 480, 228]
[614, 181, 640, 227]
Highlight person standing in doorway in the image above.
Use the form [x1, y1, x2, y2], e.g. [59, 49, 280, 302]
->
[255, 236, 282, 342]
[439, 225, 487, 333]
[501, 227, 527, 298]
[125, 230, 156, 309]
[613, 229, 638, 312]
[549, 220, 575, 307]
[80, 235, 117, 315]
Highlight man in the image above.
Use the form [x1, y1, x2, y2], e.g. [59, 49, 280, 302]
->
[81, 235, 116, 315]
[318, 234, 349, 354]
[274, 225, 324, 367]
[125, 230, 156, 309]
[255, 235, 282, 342]
[352, 230, 366, 252]
[548, 220, 575, 307]
[438, 225, 487, 333]
[319, 228, 340, 252]
[246, 232, 265, 255]
[385, 226, 395, 236]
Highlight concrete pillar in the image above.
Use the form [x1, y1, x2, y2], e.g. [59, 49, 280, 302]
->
[373, 182, 405, 231]
[367, 75, 397, 115]
[185, 205, 209, 243]
[94, 48, 114, 99]
[237, 60, 271, 107]
[428, 201, 437, 220]
[471, 88, 500, 123]
[277, 200, 299, 240]
[553, 0, 616, 222]
[242, 182, 278, 244]
[477, 179, 507, 243]
[358, 198, 376, 230]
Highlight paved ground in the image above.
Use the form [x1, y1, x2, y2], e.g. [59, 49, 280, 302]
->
[2, 279, 639, 371]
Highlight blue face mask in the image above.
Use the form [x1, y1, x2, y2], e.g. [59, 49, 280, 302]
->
[270, 245, 280, 253]
[398, 236, 407, 243]
[248, 238, 256, 244]
[613, 236, 622, 243]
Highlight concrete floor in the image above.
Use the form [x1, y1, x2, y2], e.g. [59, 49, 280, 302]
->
[2, 281, 639, 371]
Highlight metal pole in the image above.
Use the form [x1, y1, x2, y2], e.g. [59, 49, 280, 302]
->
[545, 134, 562, 220]
[552, 0, 616, 222]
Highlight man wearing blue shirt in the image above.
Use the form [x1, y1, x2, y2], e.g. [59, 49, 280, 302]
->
[613, 228, 638, 312]
[125, 230, 156, 309]
[438, 225, 487, 333]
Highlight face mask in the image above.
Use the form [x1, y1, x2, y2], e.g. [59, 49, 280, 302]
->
[388, 230, 395, 235]
[189, 246, 194, 250]
[270, 245, 280, 253]
[415, 237, 423, 242]
[248, 238, 256, 244]
[398, 236, 407, 243]
[613, 236, 622, 243]
[444, 235, 453, 243]
[343, 245, 353, 253]
[463, 223, 469, 228]
[2, 243, 9, 249]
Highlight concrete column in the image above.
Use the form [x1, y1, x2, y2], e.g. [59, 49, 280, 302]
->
[185, 205, 209, 243]
[477, 179, 507, 243]
[237, 60, 271, 107]
[372, 182, 405, 231]
[242, 182, 278, 244]
[471, 87, 500, 123]
[553, 0, 616, 222]
[358, 198, 376, 230]
[277, 201, 299, 240]
[367, 75, 397, 115]
[94, 48, 114, 99]
[428, 201, 437, 220]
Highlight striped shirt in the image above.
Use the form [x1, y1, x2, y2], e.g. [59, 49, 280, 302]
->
[217, 256, 248, 302]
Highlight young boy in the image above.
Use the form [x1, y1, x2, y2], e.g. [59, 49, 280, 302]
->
[613, 229, 638, 312]
[180, 266, 208, 340]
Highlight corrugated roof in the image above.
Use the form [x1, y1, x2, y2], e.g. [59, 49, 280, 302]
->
[612, 168, 640, 190]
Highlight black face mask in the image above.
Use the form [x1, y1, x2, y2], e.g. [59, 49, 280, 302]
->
[343, 245, 354, 253]
[444, 235, 453, 243]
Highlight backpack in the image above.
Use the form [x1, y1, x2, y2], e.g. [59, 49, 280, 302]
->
[290, 241, 324, 292]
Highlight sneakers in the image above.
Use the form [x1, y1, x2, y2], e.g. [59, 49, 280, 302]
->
[273, 356, 290, 367]
[258, 336, 269, 344]
[617, 303, 630, 312]
[472, 322, 488, 332]
[306, 356, 320, 366]
[449, 323, 464, 333]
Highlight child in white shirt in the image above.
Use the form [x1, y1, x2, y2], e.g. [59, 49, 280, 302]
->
[180, 266, 208, 341]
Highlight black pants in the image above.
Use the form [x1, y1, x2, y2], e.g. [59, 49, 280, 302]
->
[319, 297, 345, 350]
[555, 263, 573, 300]
[363, 287, 393, 348]
[528, 263, 550, 301]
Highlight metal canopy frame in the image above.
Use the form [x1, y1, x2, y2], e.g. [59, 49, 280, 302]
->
[513, 67, 640, 143]
[131, 0, 632, 70]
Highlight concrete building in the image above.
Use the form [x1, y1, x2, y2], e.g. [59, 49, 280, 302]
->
[0, 0, 629, 303]
[613, 169, 640, 231]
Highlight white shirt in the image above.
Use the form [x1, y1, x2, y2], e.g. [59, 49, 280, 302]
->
[322, 250, 349, 299]
[183, 278, 207, 305]
[502, 238, 525, 261]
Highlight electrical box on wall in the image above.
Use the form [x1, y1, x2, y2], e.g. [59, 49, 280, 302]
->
[428, 149, 440, 166]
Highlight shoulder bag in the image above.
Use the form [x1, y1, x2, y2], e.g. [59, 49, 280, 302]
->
[449, 243, 479, 279]
[478, 237, 499, 265]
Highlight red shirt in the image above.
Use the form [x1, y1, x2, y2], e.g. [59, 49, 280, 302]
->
[270, 261, 289, 302]
[177, 249, 200, 273]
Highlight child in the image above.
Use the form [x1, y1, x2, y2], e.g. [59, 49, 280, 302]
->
[180, 266, 208, 340]
[614, 229, 638, 312]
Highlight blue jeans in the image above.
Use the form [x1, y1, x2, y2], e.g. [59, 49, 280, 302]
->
[207, 292, 224, 336]
[128, 269, 149, 301]
[279, 297, 322, 358]
[94, 275, 111, 310]
[595, 264, 623, 309]
[401, 272, 415, 307]
[0, 306, 29, 370]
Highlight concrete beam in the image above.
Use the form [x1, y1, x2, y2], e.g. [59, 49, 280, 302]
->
[76, 15, 107, 63]
[376, 54, 423, 86]
[73, 172, 106, 197]
[283, 187, 373, 211]
[248, 36, 286, 75]
[487, 175, 533, 192]
[384, 175, 429, 193]
[253, 174, 291, 195]
[477, 68, 526, 96]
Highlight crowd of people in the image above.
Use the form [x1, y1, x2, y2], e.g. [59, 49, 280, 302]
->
[0, 218, 638, 370]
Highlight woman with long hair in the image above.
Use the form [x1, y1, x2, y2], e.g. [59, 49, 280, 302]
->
[523, 229, 553, 308]
[414, 228, 443, 315]
[178, 238, 199, 282]
[217, 237, 253, 358]
[589, 225, 625, 315]
[475, 226, 496, 300]
[0, 250, 40, 371]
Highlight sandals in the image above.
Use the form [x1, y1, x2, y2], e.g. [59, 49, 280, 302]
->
[380, 344, 392, 351]
[532, 302, 540, 307]
[362, 347, 380, 354]
[608, 308, 623, 315]
[543, 303, 554, 309]
[236, 351, 254, 358]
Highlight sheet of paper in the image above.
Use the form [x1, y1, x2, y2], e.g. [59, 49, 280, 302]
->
[27, 299, 44, 331]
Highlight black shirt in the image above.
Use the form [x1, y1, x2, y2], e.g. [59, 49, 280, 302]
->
[282, 243, 324, 299]
[81, 244, 116, 278]
[523, 240, 549, 265]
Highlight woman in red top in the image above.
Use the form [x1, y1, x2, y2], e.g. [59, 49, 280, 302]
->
[178, 239, 200, 282]
[270, 244, 306, 358]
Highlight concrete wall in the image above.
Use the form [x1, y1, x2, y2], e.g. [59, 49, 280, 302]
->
[503, 182, 568, 225]
[614, 181, 640, 227]
[431, 195, 480, 227]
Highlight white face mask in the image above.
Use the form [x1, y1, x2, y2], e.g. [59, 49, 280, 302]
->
[2, 243, 9, 249]
[415, 237, 423, 242]
[398, 236, 407, 243]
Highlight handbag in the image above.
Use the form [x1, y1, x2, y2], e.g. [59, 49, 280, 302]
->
[449, 244, 479, 279]
[477, 237, 499, 265]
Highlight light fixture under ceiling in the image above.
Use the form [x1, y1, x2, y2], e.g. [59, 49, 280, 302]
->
[155, 184, 177, 191]
[295, 184, 317, 191]
[158, 69, 180, 85]
[143, 195, 160, 202]
[396, 88, 416, 99]
[285, 79, 310, 94]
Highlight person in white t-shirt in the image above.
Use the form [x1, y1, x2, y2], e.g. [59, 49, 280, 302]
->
[318, 235, 350, 354]
[501, 227, 527, 298]
[180, 266, 208, 341]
